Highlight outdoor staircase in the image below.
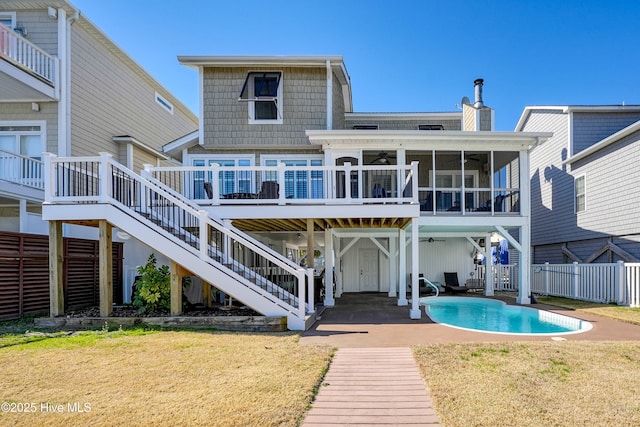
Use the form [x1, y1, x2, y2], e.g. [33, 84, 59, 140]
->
[43, 153, 313, 330]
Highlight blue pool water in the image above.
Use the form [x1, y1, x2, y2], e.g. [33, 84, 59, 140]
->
[420, 296, 592, 335]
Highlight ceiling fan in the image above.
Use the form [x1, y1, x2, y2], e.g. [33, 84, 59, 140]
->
[421, 237, 445, 243]
[370, 151, 396, 165]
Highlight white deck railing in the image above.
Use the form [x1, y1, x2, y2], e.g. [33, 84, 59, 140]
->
[44, 153, 313, 321]
[0, 149, 44, 189]
[144, 162, 419, 206]
[0, 22, 57, 84]
[531, 262, 640, 307]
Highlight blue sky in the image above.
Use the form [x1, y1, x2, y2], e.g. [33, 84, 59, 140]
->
[72, 0, 640, 130]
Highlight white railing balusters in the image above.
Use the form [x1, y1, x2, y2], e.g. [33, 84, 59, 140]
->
[45, 154, 312, 321]
[0, 149, 45, 189]
[0, 23, 57, 84]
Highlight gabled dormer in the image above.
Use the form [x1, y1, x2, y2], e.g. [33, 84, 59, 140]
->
[178, 56, 352, 148]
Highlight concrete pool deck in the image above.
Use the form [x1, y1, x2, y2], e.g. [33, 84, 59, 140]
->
[300, 292, 640, 347]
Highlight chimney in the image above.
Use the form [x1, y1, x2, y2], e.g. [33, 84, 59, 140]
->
[473, 78, 484, 108]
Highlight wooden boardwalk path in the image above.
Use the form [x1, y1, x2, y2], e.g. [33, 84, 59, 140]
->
[302, 347, 441, 426]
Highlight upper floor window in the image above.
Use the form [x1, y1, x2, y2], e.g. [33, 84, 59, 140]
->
[0, 122, 45, 160]
[575, 175, 586, 213]
[239, 71, 283, 124]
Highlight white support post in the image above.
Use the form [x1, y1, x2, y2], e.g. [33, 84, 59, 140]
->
[198, 210, 209, 260]
[211, 163, 220, 204]
[344, 162, 352, 201]
[223, 219, 233, 265]
[410, 219, 421, 319]
[98, 152, 112, 203]
[484, 233, 494, 296]
[389, 235, 397, 297]
[299, 269, 307, 319]
[278, 163, 286, 205]
[335, 236, 343, 298]
[306, 268, 315, 314]
[517, 224, 531, 304]
[396, 149, 406, 200]
[43, 152, 54, 203]
[324, 228, 335, 306]
[398, 228, 407, 306]
[326, 60, 333, 130]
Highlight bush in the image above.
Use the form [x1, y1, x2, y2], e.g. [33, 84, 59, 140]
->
[133, 254, 170, 314]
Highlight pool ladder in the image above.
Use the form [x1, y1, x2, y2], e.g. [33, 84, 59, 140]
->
[421, 278, 440, 297]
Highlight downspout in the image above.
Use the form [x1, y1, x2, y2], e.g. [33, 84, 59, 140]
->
[326, 60, 332, 130]
[56, 6, 80, 157]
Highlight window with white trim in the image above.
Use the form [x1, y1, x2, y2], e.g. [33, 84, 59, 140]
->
[262, 156, 323, 199]
[0, 122, 45, 159]
[191, 155, 254, 199]
[238, 71, 283, 124]
[575, 175, 586, 213]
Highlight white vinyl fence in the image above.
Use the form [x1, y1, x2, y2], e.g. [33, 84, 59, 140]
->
[531, 262, 640, 307]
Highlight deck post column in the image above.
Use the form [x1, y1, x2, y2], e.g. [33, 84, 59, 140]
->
[517, 224, 531, 304]
[99, 220, 113, 317]
[409, 218, 421, 319]
[306, 219, 315, 270]
[398, 228, 407, 306]
[324, 227, 335, 306]
[335, 236, 343, 298]
[202, 280, 212, 308]
[170, 260, 184, 316]
[484, 233, 494, 296]
[49, 220, 64, 316]
[389, 235, 397, 297]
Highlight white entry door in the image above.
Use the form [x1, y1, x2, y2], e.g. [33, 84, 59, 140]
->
[359, 249, 379, 292]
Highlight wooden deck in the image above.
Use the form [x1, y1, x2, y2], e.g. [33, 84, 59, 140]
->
[302, 347, 441, 426]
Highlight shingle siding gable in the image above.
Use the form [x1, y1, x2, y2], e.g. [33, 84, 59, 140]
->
[202, 66, 327, 147]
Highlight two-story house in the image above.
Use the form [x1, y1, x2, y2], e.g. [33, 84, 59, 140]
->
[517, 105, 640, 264]
[41, 55, 550, 329]
[0, 0, 198, 299]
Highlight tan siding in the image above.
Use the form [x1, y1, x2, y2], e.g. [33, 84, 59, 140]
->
[132, 147, 158, 173]
[462, 104, 476, 131]
[14, 10, 58, 55]
[202, 67, 326, 147]
[0, 102, 58, 152]
[69, 24, 197, 157]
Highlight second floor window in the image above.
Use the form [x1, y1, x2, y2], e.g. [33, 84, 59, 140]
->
[239, 71, 283, 124]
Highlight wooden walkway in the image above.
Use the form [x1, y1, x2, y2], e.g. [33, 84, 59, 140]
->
[302, 347, 441, 426]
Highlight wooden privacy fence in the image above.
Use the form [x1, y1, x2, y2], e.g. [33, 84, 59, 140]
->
[531, 262, 640, 307]
[0, 231, 123, 320]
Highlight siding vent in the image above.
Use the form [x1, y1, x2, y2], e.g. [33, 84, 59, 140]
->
[418, 124, 444, 130]
[353, 124, 379, 130]
[155, 92, 174, 115]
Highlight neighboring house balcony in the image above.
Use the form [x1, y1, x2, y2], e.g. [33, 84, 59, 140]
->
[0, 23, 58, 101]
[0, 148, 45, 201]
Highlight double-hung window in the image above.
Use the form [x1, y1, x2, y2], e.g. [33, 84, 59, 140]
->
[238, 71, 283, 124]
[575, 175, 586, 213]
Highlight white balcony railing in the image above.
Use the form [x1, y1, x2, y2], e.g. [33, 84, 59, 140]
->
[0, 149, 44, 189]
[0, 23, 57, 84]
[417, 187, 520, 214]
[144, 162, 420, 207]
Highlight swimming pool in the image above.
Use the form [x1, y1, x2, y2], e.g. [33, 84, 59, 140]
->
[420, 296, 592, 335]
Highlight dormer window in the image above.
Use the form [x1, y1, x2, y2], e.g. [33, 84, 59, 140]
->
[239, 71, 283, 124]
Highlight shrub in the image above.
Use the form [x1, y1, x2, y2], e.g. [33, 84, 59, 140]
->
[133, 254, 170, 314]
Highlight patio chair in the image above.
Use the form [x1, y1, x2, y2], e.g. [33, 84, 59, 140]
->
[258, 181, 279, 199]
[443, 272, 469, 293]
[203, 182, 213, 199]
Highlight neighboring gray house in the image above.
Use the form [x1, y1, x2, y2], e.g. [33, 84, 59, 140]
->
[516, 106, 640, 263]
[0, 0, 198, 289]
